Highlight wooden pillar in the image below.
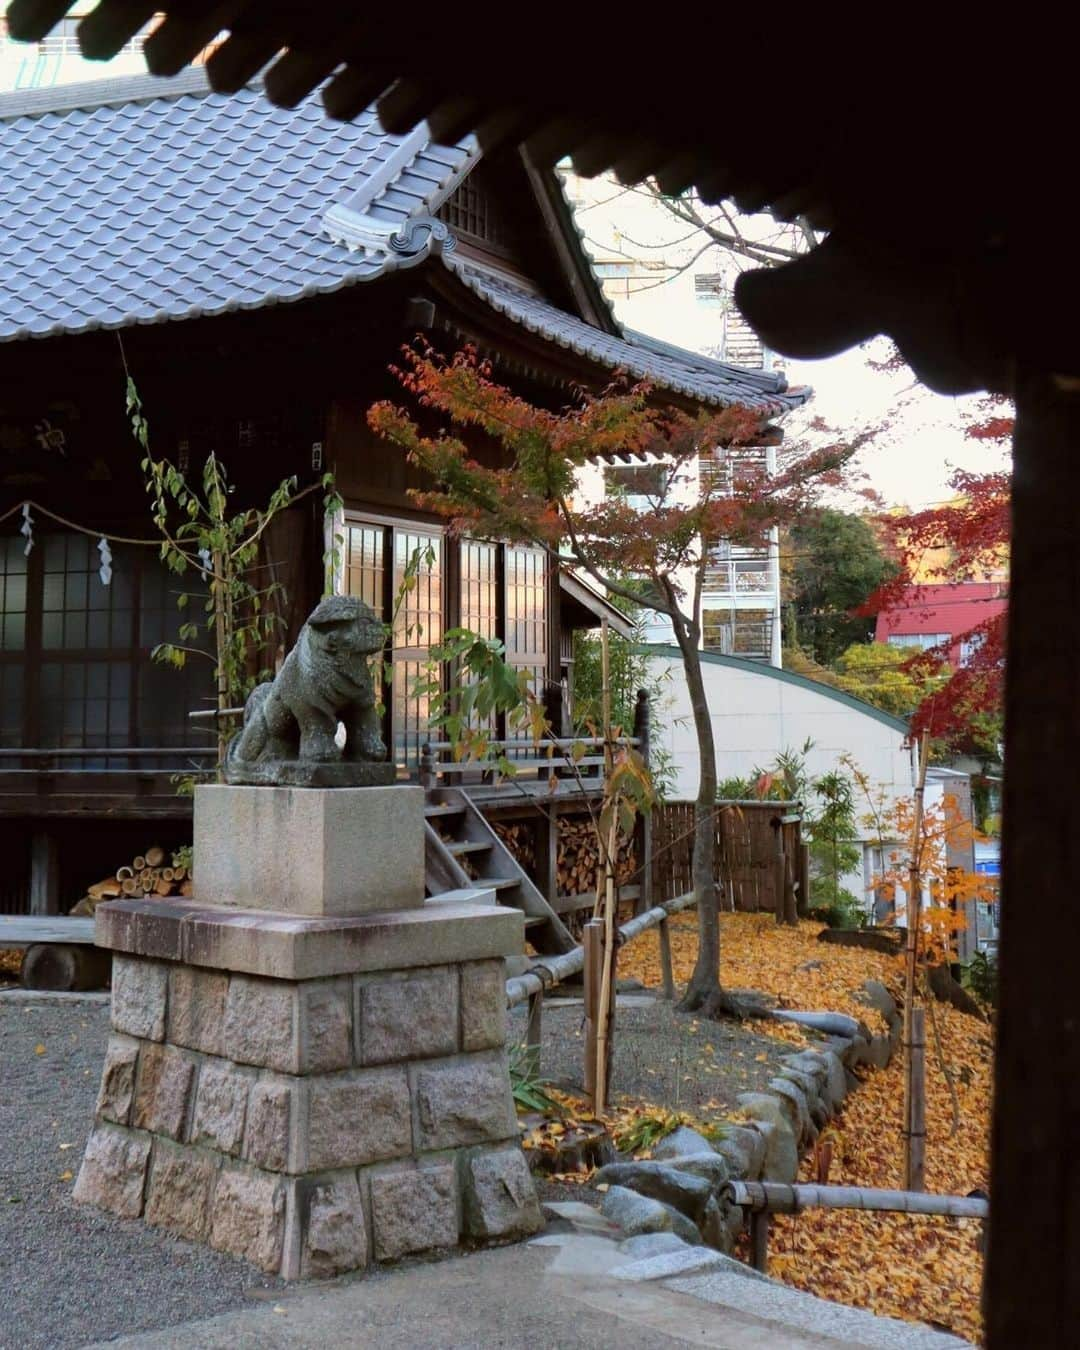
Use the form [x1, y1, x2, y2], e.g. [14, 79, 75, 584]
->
[905, 1007, 926, 1191]
[796, 841, 810, 919]
[987, 371, 1080, 1347]
[535, 809, 559, 908]
[658, 916, 675, 1000]
[526, 988, 543, 1076]
[583, 919, 603, 1106]
[633, 689, 653, 916]
[29, 831, 60, 916]
[749, 1210, 770, 1272]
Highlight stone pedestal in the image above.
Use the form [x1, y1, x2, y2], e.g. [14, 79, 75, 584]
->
[75, 785, 542, 1277]
[194, 784, 424, 916]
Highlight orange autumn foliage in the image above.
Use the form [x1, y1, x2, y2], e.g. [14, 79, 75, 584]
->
[619, 912, 991, 1344]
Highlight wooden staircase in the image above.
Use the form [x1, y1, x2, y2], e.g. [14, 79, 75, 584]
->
[423, 788, 576, 955]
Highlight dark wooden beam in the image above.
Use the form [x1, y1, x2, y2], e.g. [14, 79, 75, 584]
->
[987, 370, 1080, 1346]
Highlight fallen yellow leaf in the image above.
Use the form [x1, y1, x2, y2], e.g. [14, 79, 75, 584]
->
[33, 1044, 45, 1056]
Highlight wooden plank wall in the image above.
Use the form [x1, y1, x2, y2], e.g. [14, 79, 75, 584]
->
[653, 801, 802, 913]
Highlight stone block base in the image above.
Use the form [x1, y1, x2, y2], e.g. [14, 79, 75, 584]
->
[76, 913, 542, 1278]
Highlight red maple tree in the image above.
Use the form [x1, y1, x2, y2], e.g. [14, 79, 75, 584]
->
[868, 401, 1011, 756]
[369, 342, 861, 1017]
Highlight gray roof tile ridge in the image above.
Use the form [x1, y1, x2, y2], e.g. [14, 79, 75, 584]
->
[552, 164, 620, 330]
[442, 255, 812, 412]
[622, 325, 792, 394]
[323, 122, 480, 254]
[0, 67, 217, 123]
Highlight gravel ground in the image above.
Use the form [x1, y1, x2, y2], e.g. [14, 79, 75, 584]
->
[0, 1001, 280, 1350]
[0, 989, 791, 1349]
[508, 990, 789, 1116]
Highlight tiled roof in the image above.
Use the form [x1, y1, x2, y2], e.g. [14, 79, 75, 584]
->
[447, 262, 809, 413]
[0, 69, 476, 341]
[0, 71, 809, 413]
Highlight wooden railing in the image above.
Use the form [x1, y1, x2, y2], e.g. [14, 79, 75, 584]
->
[419, 734, 641, 791]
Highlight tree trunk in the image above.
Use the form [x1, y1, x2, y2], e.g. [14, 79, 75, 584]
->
[673, 627, 745, 1018]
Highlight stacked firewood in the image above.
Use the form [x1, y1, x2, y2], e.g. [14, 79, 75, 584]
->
[70, 846, 193, 915]
[493, 822, 535, 872]
[556, 817, 637, 897]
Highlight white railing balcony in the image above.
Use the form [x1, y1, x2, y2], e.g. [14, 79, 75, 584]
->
[702, 560, 775, 596]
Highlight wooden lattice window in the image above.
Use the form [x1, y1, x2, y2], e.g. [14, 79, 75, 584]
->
[436, 166, 513, 252]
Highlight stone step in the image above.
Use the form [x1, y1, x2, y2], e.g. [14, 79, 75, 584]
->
[482, 877, 521, 892]
[424, 803, 465, 819]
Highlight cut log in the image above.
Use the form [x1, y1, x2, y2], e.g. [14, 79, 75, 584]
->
[154, 879, 172, 897]
[21, 943, 110, 992]
[132, 855, 146, 871]
[179, 878, 194, 896]
[121, 878, 139, 896]
[172, 865, 187, 881]
[145, 846, 165, 868]
[161, 868, 175, 882]
[115, 866, 133, 881]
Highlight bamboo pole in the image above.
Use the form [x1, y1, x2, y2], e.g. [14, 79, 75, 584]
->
[583, 919, 603, 1106]
[594, 619, 617, 1115]
[658, 916, 675, 1000]
[727, 1179, 988, 1220]
[903, 735, 929, 1191]
[908, 1007, 927, 1191]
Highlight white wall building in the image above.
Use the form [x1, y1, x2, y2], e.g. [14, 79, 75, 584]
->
[647, 646, 917, 909]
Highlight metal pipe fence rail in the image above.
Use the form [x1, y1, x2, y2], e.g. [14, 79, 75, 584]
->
[725, 1180, 990, 1273]
[504, 888, 697, 1072]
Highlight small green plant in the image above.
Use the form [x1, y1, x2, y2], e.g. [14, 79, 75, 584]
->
[610, 1105, 726, 1154]
[965, 949, 998, 1006]
[128, 375, 342, 768]
[507, 1043, 564, 1115]
[807, 769, 863, 928]
[171, 845, 193, 873]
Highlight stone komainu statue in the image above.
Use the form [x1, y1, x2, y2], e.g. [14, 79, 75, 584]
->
[225, 595, 387, 783]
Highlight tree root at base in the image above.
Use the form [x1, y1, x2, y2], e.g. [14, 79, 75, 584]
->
[678, 982, 773, 1022]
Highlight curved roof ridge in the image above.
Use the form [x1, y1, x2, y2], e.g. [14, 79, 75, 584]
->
[646, 644, 911, 734]
[0, 67, 213, 122]
[444, 259, 811, 414]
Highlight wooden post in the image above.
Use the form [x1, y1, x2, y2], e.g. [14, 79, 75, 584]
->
[772, 817, 792, 925]
[907, 1007, 926, 1192]
[526, 987, 543, 1077]
[592, 618, 618, 1115]
[419, 743, 436, 791]
[29, 831, 60, 916]
[796, 840, 810, 919]
[535, 809, 559, 908]
[903, 736, 928, 1189]
[583, 919, 603, 1107]
[783, 837, 798, 925]
[658, 915, 675, 1000]
[749, 1210, 770, 1272]
[633, 689, 653, 917]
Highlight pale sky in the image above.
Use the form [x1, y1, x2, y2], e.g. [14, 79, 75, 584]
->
[563, 173, 1011, 510]
[782, 345, 1010, 511]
